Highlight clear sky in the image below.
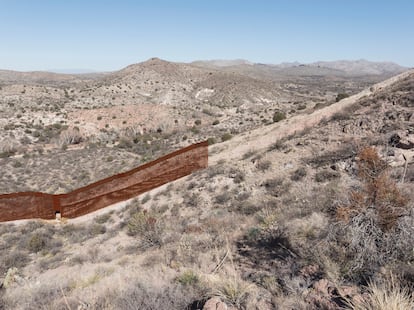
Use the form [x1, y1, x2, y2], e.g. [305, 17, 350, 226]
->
[0, 0, 413, 71]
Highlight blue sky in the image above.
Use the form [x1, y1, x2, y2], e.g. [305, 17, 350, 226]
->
[0, 0, 413, 71]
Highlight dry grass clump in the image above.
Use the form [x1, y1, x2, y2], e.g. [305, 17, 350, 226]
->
[109, 282, 199, 310]
[176, 269, 199, 286]
[208, 276, 254, 309]
[57, 127, 84, 147]
[0, 137, 18, 157]
[2, 283, 74, 310]
[348, 275, 414, 310]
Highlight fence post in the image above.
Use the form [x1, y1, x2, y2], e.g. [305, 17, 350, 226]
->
[53, 195, 62, 219]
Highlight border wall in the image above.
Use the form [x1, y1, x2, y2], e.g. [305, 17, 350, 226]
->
[0, 141, 208, 222]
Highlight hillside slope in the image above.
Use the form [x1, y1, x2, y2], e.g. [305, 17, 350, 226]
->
[1, 70, 413, 309]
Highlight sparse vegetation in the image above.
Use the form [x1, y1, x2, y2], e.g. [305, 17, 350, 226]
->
[336, 93, 350, 102]
[221, 133, 232, 142]
[291, 167, 307, 181]
[0, 54, 412, 309]
[127, 208, 164, 248]
[273, 111, 286, 122]
[257, 159, 272, 171]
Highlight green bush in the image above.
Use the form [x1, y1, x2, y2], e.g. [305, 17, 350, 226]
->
[273, 111, 286, 123]
[221, 133, 233, 142]
[335, 93, 349, 102]
[207, 137, 216, 145]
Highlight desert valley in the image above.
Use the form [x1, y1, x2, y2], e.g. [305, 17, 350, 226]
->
[0, 58, 413, 309]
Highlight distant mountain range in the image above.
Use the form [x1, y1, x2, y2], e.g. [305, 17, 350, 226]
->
[0, 58, 407, 79]
[191, 59, 407, 77]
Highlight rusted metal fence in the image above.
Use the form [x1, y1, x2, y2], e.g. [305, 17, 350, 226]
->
[0, 141, 208, 222]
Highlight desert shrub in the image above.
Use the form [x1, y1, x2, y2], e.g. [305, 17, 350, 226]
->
[61, 224, 90, 244]
[141, 194, 151, 204]
[273, 111, 286, 123]
[206, 165, 226, 178]
[336, 93, 349, 102]
[267, 140, 286, 152]
[113, 282, 198, 310]
[12, 160, 23, 168]
[95, 212, 112, 224]
[235, 191, 251, 202]
[177, 270, 199, 286]
[315, 169, 340, 182]
[38, 252, 66, 271]
[25, 229, 62, 255]
[242, 149, 256, 159]
[89, 223, 107, 236]
[291, 167, 307, 181]
[2, 250, 30, 274]
[58, 128, 83, 146]
[331, 111, 351, 121]
[333, 209, 414, 283]
[194, 119, 202, 126]
[3, 283, 74, 309]
[337, 147, 407, 231]
[328, 148, 412, 282]
[69, 254, 87, 266]
[297, 104, 307, 110]
[0, 138, 18, 157]
[235, 200, 257, 215]
[184, 193, 201, 208]
[233, 171, 245, 184]
[212, 119, 220, 125]
[207, 137, 216, 145]
[27, 233, 47, 253]
[117, 138, 133, 149]
[127, 211, 164, 248]
[215, 192, 232, 204]
[221, 133, 233, 142]
[263, 177, 290, 197]
[257, 159, 272, 172]
[190, 126, 200, 134]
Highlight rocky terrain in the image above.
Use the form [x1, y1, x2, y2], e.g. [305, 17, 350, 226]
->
[0, 58, 406, 194]
[0, 60, 413, 309]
